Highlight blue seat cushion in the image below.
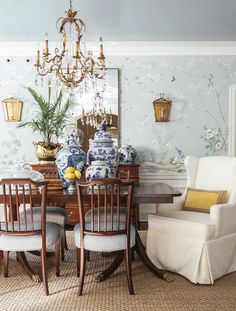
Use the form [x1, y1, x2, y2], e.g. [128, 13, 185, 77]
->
[74, 223, 136, 252]
[0, 222, 60, 252]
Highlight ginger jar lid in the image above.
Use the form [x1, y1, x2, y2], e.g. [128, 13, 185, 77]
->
[94, 130, 111, 141]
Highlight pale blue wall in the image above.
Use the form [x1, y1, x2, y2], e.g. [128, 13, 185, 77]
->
[0, 55, 235, 165]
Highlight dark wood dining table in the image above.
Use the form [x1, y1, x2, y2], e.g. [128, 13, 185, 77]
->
[0, 182, 181, 283]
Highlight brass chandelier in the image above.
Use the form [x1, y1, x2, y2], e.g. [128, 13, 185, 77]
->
[34, 0, 106, 91]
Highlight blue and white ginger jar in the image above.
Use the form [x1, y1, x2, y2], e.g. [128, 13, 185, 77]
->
[87, 126, 118, 177]
[86, 161, 111, 181]
[56, 127, 86, 187]
[118, 144, 137, 164]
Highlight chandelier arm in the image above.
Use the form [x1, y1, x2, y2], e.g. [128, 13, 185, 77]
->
[75, 34, 85, 58]
[55, 47, 65, 56]
[43, 55, 62, 66]
[57, 66, 86, 88]
[35, 65, 53, 77]
[95, 59, 106, 67]
[78, 19, 86, 30]
[74, 20, 85, 35]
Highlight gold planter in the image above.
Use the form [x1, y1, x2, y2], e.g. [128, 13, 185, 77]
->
[33, 142, 61, 163]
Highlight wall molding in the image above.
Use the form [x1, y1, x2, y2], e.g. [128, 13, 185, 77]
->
[1, 41, 236, 56]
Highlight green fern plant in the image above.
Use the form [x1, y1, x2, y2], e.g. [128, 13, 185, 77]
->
[18, 84, 74, 149]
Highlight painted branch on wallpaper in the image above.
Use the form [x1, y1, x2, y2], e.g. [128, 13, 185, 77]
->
[200, 73, 228, 155]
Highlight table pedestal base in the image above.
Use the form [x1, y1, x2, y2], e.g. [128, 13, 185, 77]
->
[94, 253, 124, 282]
[95, 231, 173, 283]
[17, 252, 41, 283]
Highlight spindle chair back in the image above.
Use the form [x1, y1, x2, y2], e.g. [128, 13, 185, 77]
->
[76, 178, 134, 237]
[0, 178, 46, 237]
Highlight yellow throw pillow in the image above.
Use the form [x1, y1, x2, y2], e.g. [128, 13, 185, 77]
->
[184, 188, 227, 213]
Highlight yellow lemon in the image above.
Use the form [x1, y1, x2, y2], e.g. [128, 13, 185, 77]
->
[74, 170, 81, 179]
[65, 172, 75, 179]
[65, 166, 75, 174]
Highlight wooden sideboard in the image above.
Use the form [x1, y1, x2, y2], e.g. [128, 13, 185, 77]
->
[31, 163, 59, 179]
[31, 163, 140, 225]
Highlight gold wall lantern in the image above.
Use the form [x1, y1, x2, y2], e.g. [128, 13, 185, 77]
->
[2, 97, 23, 122]
[153, 93, 172, 122]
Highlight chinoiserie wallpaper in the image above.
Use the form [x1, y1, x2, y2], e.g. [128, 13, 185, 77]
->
[0, 55, 236, 172]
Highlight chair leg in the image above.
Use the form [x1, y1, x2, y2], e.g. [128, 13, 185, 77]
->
[78, 248, 86, 296]
[131, 248, 135, 261]
[124, 248, 134, 295]
[55, 239, 60, 277]
[76, 248, 80, 277]
[61, 226, 65, 262]
[3, 251, 9, 278]
[41, 247, 49, 296]
[64, 230, 68, 251]
[86, 250, 90, 262]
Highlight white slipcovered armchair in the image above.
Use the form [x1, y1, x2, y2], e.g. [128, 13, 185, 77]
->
[147, 156, 236, 284]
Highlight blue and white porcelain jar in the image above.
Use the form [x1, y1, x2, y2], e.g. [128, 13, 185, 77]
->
[87, 124, 118, 177]
[86, 161, 111, 181]
[118, 144, 137, 164]
[56, 126, 86, 187]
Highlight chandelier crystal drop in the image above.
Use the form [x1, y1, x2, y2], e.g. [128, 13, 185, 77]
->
[34, 0, 106, 92]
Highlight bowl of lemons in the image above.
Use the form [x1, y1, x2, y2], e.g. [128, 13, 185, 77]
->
[64, 166, 82, 193]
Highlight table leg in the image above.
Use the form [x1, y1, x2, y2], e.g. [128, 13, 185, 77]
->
[28, 250, 53, 258]
[133, 204, 140, 230]
[94, 251, 124, 283]
[17, 252, 41, 283]
[135, 232, 173, 282]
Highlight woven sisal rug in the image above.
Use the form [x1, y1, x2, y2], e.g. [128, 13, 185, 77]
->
[0, 232, 236, 311]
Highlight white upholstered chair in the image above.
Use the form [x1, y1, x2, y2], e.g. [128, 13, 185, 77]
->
[147, 156, 236, 284]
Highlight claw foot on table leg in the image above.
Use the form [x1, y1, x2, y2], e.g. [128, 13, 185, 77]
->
[94, 273, 106, 283]
[32, 274, 41, 283]
[163, 273, 173, 283]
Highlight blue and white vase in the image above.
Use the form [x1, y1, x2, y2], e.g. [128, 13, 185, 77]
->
[87, 124, 118, 177]
[86, 161, 111, 181]
[56, 126, 86, 187]
[118, 144, 137, 164]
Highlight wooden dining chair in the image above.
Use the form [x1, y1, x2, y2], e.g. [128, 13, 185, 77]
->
[74, 178, 135, 296]
[30, 166, 68, 261]
[117, 169, 140, 229]
[117, 169, 131, 181]
[0, 178, 61, 295]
